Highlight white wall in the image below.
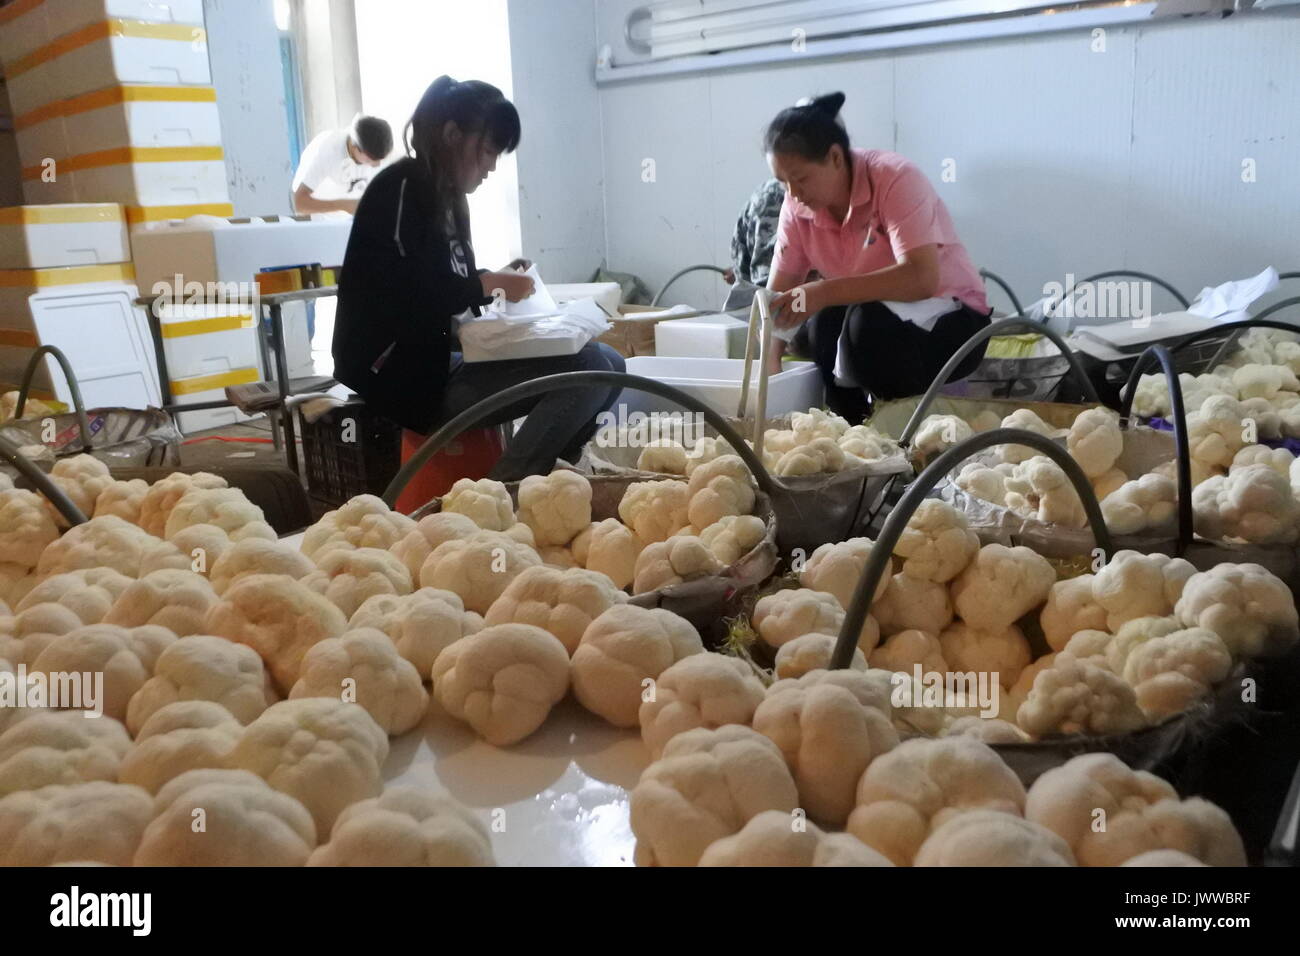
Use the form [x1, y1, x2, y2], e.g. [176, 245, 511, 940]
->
[508, 0, 605, 283]
[585, 5, 1300, 313]
[204, 0, 295, 215]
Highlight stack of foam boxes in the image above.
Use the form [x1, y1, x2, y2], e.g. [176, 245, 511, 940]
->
[0, 202, 160, 408]
[1, 0, 230, 218]
[0, 0, 236, 424]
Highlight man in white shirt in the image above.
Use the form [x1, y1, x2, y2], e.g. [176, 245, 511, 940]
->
[291, 114, 392, 215]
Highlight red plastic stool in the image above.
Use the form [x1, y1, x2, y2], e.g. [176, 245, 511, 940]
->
[394, 427, 505, 515]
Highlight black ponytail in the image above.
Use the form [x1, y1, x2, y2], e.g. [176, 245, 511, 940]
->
[405, 75, 521, 239]
[764, 92, 850, 163]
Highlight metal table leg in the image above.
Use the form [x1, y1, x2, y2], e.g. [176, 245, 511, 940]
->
[270, 302, 299, 476]
[255, 308, 282, 451]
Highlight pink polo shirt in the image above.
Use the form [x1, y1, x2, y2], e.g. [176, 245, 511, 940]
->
[771, 148, 989, 315]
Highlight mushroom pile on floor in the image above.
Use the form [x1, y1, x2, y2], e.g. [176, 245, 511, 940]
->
[0, 457, 1284, 866]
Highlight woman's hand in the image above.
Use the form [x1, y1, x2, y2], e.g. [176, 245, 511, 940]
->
[770, 280, 826, 330]
[500, 258, 533, 272]
[482, 270, 535, 303]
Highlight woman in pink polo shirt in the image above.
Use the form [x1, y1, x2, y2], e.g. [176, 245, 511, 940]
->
[766, 93, 991, 422]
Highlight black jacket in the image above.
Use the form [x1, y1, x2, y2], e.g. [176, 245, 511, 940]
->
[332, 157, 491, 433]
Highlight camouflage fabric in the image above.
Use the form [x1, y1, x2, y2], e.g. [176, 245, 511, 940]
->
[729, 178, 786, 286]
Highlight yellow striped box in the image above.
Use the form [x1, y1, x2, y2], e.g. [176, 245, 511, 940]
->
[155, 302, 261, 381]
[168, 365, 259, 434]
[21, 144, 230, 207]
[4, 19, 212, 117]
[14, 84, 222, 170]
[0, 0, 206, 68]
[0, 203, 129, 269]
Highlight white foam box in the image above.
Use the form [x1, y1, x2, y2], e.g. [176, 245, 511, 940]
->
[0, 0, 206, 67]
[129, 214, 354, 291]
[5, 19, 212, 118]
[0, 262, 161, 408]
[168, 366, 258, 434]
[125, 201, 233, 228]
[654, 313, 749, 359]
[0, 203, 129, 269]
[20, 146, 229, 207]
[618, 356, 823, 419]
[156, 302, 261, 381]
[549, 282, 621, 317]
[14, 85, 222, 169]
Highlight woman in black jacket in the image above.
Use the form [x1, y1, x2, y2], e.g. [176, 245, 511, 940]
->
[333, 76, 624, 480]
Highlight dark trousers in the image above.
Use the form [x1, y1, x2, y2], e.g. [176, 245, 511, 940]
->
[790, 300, 991, 423]
[433, 341, 626, 481]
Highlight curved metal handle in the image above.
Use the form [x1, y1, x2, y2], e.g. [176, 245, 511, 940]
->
[979, 269, 1025, 317]
[16, 345, 94, 451]
[830, 427, 1115, 669]
[0, 432, 88, 526]
[1165, 310, 1300, 372]
[898, 317, 1102, 446]
[382, 370, 777, 507]
[1117, 345, 1193, 554]
[1075, 271, 1190, 310]
[651, 264, 729, 308]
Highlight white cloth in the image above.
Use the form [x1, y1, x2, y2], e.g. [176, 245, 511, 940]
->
[291, 129, 378, 200]
[832, 297, 957, 387]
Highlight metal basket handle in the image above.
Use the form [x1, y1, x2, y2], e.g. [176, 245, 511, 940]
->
[15, 344, 94, 452]
[1072, 271, 1189, 310]
[650, 264, 728, 308]
[1164, 308, 1300, 373]
[382, 370, 777, 507]
[979, 269, 1025, 317]
[1266, 750, 1300, 865]
[736, 288, 775, 457]
[898, 318, 1102, 447]
[1117, 345, 1194, 554]
[0, 432, 88, 526]
[830, 427, 1115, 670]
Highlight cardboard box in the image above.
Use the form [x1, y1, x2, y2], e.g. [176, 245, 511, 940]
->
[596, 304, 710, 357]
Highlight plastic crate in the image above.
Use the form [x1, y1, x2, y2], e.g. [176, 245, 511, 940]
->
[298, 401, 401, 509]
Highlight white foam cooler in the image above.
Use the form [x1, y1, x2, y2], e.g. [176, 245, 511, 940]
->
[619, 356, 823, 419]
[168, 366, 257, 433]
[22, 145, 229, 206]
[654, 313, 749, 359]
[0, 0, 206, 67]
[0, 203, 129, 269]
[14, 85, 222, 169]
[549, 282, 621, 317]
[0, 261, 161, 409]
[129, 214, 353, 291]
[125, 201, 233, 227]
[156, 303, 261, 381]
[4, 20, 212, 118]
